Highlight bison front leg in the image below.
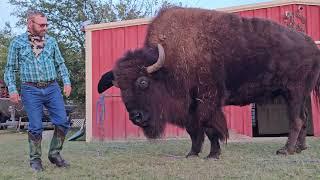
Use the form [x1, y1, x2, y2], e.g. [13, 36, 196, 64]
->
[276, 120, 302, 155]
[191, 86, 228, 158]
[185, 125, 204, 158]
[198, 109, 227, 159]
[205, 128, 221, 159]
[196, 95, 228, 158]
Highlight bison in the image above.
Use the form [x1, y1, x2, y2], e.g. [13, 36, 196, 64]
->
[98, 7, 320, 159]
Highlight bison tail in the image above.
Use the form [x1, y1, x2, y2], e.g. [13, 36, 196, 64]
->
[213, 110, 229, 142]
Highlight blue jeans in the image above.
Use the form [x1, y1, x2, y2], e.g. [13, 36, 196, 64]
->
[21, 82, 70, 136]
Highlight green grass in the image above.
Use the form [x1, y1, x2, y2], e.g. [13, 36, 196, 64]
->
[1, 130, 320, 179]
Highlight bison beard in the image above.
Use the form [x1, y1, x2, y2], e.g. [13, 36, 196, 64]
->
[98, 7, 320, 159]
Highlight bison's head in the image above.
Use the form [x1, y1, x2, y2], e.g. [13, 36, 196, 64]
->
[98, 44, 167, 138]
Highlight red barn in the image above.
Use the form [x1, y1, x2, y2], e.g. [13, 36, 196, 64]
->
[85, 0, 320, 142]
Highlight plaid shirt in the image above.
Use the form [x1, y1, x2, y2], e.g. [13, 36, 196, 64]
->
[4, 32, 71, 94]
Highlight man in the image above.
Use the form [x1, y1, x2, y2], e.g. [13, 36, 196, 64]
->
[4, 11, 72, 172]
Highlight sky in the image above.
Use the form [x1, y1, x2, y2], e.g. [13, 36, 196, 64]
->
[0, 0, 270, 33]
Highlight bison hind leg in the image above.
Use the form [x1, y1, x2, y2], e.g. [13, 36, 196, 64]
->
[295, 98, 309, 153]
[276, 93, 306, 155]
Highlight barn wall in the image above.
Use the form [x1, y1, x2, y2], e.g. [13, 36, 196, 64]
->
[86, 1, 320, 141]
[307, 6, 320, 136]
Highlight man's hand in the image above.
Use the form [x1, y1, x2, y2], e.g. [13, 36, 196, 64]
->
[63, 85, 72, 97]
[9, 93, 20, 104]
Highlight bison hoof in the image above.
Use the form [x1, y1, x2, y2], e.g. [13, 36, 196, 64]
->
[295, 145, 307, 154]
[276, 147, 295, 155]
[205, 153, 220, 160]
[276, 148, 288, 155]
[186, 151, 199, 158]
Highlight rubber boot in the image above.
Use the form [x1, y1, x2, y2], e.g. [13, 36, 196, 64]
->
[28, 132, 43, 172]
[48, 126, 70, 167]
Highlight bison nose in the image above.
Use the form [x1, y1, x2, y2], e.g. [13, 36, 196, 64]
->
[129, 110, 143, 125]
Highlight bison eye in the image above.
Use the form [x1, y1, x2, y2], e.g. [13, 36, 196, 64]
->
[135, 76, 149, 90]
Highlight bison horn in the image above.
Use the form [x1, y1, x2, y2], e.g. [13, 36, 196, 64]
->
[98, 70, 118, 94]
[146, 44, 165, 73]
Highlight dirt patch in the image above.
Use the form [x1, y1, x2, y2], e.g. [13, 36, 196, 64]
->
[228, 130, 252, 142]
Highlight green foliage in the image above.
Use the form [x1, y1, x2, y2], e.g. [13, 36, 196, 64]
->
[6, 0, 185, 104]
[0, 23, 14, 81]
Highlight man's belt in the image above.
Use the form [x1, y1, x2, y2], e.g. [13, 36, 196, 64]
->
[24, 80, 56, 88]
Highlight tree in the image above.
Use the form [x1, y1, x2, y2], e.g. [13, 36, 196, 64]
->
[7, 0, 186, 104]
[0, 23, 14, 81]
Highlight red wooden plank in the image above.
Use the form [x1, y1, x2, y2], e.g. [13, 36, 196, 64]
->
[227, 107, 234, 132]
[99, 29, 114, 73]
[125, 26, 138, 50]
[253, 8, 267, 19]
[239, 10, 254, 18]
[319, 5, 320, 41]
[306, 5, 320, 40]
[112, 97, 127, 140]
[124, 26, 140, 138]
[224, 105, 252, 136]
[102, 96, 113, 140]
[311, 95, 320, 136]
[98, 29, 119, 96]
[227, 107, 232, 129]
[234, 107, 243, 134]
[306, 5, 312, 37]
[267, 7, 281, 23]
[111, 28, 126, 139]
[164, 124, 178, 138]
[229, 106, 237, 131]
[236, 109, 242, 133]
[98, 29, 114, 140]
[234, 107, 241, 133]
[243, 105, 252, 137]
[138, 25, 148, 47]
[97, 30, 114, 140]
[239, 107, 245, 134]
[228, 106, 235, 131]
[92, 31, 101, 139]
[177, 128, 187, 137]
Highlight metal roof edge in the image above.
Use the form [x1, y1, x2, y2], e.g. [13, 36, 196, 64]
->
[85, 0, 320, 31]
[217, 0, 320, 13]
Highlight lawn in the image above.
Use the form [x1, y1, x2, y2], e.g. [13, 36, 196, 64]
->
[1, 130, 320, 179]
